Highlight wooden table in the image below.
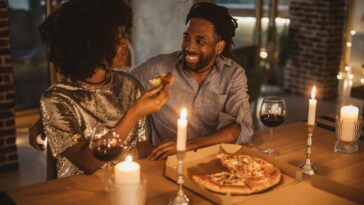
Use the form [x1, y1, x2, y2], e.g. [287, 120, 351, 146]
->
[252, 122, 364, 190]
[5, 122, 364, 205]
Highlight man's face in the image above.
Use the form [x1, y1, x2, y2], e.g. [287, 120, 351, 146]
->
[181, 18, 224, 73]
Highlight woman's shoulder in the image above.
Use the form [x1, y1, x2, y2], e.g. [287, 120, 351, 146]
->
[41, 81, 83, 103]
[111, 70, 144, 91]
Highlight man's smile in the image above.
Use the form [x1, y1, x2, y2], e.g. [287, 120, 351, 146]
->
[184, 52, 200, 64]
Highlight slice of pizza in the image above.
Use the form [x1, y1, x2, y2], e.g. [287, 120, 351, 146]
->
[192, 171, 253, 194]
[149, 73, 173, 87]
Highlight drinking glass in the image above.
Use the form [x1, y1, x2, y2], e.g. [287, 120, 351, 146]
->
[259, 96, 286, 155]
[89, 124, 123, 192]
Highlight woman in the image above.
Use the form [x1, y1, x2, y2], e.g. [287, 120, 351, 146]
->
[39, 0, 172, 178]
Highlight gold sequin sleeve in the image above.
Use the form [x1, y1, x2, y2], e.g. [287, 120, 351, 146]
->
[40, 92, 83, 158]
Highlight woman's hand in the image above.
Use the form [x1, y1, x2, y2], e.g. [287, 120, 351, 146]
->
[131, 73, 174, 118]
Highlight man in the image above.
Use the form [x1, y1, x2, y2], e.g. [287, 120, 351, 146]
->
[131, 2, 253, 160]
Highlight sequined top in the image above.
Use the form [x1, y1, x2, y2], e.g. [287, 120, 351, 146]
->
[40, 70, 148, 178]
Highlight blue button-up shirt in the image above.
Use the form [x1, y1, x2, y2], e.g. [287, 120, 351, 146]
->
[130, 51, 253, 145]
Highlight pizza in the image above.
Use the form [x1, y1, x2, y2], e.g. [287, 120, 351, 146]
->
[149, 73, 173, 87]
[192, 153, 282, 195]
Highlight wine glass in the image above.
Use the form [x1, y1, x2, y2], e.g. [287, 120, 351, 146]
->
[259, 96, 286, 155]
[89, 124, 123, 192]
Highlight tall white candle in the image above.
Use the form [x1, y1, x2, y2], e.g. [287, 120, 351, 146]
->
[177, 108, 187, 151]
[340, 105, 359, 142]
[308, 86, 317, 126]
[114, 155, 140, 185]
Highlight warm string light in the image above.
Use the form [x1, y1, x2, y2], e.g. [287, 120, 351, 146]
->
[338, 29, 356, 82]
[337, 72, 343, 80]
[260, 49, 268, 59]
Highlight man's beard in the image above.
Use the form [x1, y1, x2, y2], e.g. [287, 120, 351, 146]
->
[182, 50, 216, 73]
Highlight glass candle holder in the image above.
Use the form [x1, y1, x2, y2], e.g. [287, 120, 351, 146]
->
[110, 174, 147, 205]
[335, 115, 362, 153]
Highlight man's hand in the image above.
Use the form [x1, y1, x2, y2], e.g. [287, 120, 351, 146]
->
[29, 119, 46, 151]
[147, 139, 177, 160]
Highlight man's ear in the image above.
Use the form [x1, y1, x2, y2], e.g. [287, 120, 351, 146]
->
[215, 40, 225, 55]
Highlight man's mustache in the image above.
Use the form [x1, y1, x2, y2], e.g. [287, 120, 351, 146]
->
[183, 50, 199, 56]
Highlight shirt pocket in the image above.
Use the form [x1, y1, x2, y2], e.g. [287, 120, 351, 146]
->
[197, 90, 228, 124]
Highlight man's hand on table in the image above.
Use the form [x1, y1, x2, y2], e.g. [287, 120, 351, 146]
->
[147, 139, 177, 160]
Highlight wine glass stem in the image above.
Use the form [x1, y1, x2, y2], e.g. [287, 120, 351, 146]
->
[105, 162, 111, 192]
[269, 128, 274, 152]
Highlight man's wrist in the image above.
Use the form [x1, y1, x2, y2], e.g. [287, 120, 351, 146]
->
[187, 137, 201, 151]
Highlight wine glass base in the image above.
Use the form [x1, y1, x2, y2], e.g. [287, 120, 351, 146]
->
[262, 148, 278, 156]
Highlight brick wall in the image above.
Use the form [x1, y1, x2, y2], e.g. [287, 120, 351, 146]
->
[284, 0, 346, 99]
[0, 0, 18, 173]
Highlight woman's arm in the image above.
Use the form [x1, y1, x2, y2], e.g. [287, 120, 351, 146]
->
[61, 82, 172, 174]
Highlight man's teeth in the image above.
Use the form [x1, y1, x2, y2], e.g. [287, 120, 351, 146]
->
[186, 54, 199, 62]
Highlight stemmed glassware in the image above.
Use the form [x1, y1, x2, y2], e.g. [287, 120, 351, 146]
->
[259, 96, 286, 155]
[89, 124, 123, 192]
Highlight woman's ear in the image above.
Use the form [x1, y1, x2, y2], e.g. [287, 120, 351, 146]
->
[215, 40, 225, 55]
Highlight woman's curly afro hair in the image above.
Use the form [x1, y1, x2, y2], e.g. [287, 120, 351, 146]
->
[39, 0, 132, 81]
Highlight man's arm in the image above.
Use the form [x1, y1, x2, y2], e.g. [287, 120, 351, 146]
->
[148, 123, 240, 160]
[218, 65, 253, 144]
[187, 123, 240, 150]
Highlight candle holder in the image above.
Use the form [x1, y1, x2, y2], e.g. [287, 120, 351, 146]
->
[334, 116, 362, 154]
[168, 151, 190, 205]
[298, 124, 317, 175]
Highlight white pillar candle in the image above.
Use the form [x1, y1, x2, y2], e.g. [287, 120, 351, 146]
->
[114, 155, 140, 185]
[340, 105, 359, 142]
[177, 108, 187, 151]
[308, 86, 317, 126]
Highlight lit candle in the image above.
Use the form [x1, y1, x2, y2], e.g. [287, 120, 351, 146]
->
[308, 86, 317, 126]
[340, 105, 359, 142]
[177, 108, 187, 151]
[114, 155, 140, 185]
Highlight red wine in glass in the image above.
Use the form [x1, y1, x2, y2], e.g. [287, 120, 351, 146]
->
[260, 114, 285, 128]
[259, 96, 286, 155]
[92, 144, 123, 162]
[90, 127, 123, 192]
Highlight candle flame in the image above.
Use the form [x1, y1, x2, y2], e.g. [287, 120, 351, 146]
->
[125, 155, 132, 162]
[311, 86, 316, 99]
[181, 108, 187, 119]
